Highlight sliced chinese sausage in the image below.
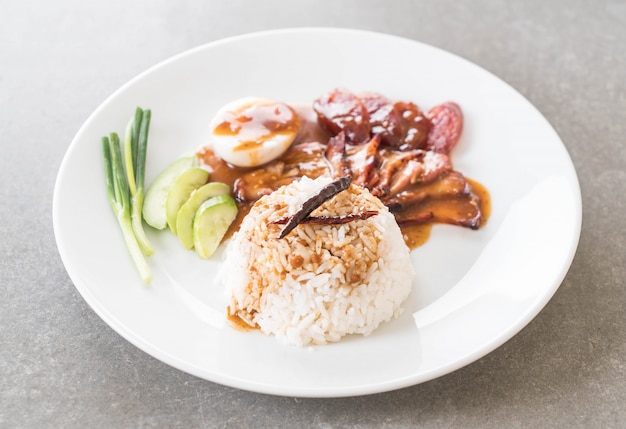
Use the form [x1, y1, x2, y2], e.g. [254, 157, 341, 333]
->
[313, 88, 371, 144]
[424, 102, 463, 154]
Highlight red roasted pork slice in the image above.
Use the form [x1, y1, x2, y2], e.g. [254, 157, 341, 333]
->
[393, 101, 431, 150]
[370, 149, 452, 197]
[359, 92, 405, 147]
[345, 135, 382, 188]
[382, 170, 471, 211]
[393, 189, 482, 230]
[313, 89, 371, 145]
[233, 141, 330, 202]
[324, 132, 351, 179]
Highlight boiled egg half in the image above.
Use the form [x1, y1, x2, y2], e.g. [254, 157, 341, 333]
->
[208, 97, 301, 167]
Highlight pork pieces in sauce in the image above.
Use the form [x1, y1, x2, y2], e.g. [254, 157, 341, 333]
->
[198, 89, 485, 243]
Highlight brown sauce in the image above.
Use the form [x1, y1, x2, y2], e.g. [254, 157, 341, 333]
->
[402, 223, 434, 248]
[467, 178, 491, 228]
[196, 146, 247, 186]
[226, 308, 257, 331]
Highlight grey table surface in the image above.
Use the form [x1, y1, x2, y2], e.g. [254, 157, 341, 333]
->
[2, 0, 625, 427]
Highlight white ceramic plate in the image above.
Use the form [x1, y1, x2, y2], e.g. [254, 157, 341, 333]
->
[53, 28, 581, 397]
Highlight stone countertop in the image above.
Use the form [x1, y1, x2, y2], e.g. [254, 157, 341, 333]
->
[2, 1, 624, 427]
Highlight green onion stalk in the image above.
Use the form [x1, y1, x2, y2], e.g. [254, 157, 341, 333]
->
[124, 108, 153, 256]
[102, 132, 152, 283]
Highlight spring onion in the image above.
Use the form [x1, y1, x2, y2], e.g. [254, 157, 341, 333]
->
[123, 108, 154, 256]
[102, 121, 152, 283]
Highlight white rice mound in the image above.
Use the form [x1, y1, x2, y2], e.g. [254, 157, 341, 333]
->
[220, 176, 415, 346]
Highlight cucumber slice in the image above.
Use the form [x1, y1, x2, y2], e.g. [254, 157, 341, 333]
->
[176, 182, 231, 250]
[192, 194, 238, 259]
[165, 167, 209, 234]
[143, 156, 195, 229]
